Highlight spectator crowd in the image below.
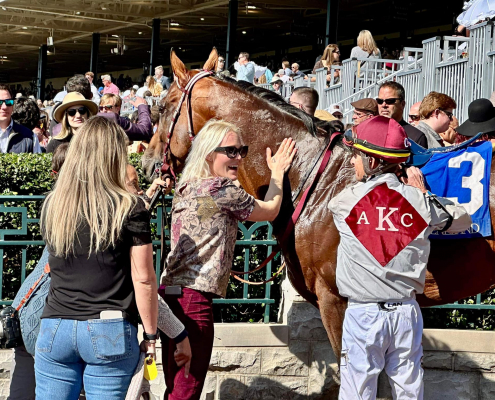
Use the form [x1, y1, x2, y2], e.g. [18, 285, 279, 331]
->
[2, 19, 495, 400]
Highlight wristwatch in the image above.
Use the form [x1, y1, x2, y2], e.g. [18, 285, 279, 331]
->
[143, 330, 159, 342]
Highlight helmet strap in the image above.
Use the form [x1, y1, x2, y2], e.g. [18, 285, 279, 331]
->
[361, 153, 399, 181]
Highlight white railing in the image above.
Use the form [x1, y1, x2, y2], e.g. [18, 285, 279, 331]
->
[255, 21, 495, 123]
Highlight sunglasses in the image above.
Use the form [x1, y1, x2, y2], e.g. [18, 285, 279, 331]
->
[214, 145, 249, 159]
[218, 59, 225, 63]
[439, 109, 454, 121]
[99, 105, 115, 111]
[409, 114, 420, 121]
[0, 99, 14, 107]
[376, 97, 401, 105]
[66, 107, 88, 117]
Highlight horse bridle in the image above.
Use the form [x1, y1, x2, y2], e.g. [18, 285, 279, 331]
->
[156, 69, 215, 179]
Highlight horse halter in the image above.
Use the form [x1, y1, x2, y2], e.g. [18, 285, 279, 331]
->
[157, 69, 215, 178]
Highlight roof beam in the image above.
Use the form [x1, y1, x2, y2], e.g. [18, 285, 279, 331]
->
[251, 0, 326, 9]
[55, 0, 230, 45]
[4, 7, 150, 27]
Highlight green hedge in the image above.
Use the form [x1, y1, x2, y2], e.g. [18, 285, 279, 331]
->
[0, 153, 281, 323]
[3, 154, 493, 328]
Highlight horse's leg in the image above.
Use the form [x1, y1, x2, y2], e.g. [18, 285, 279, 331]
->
[314, 277, 347, 360]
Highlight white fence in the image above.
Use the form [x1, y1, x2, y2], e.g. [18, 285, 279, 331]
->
[259, 21, 495, 123]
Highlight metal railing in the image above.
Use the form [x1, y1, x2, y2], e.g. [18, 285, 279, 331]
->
[0, 196, 280, 323]
[2, 195, 495, 319]
[258, 21, 495, 124]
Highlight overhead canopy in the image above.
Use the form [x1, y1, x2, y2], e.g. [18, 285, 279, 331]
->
[0, 0, 462, 83]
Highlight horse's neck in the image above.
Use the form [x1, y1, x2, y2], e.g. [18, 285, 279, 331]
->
[212, 92, 326, 197]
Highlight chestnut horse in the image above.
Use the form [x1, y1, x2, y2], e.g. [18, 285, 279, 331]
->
[143, 48, 495, 359]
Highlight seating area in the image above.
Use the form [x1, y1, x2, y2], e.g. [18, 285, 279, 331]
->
[267, 21, 495, 124]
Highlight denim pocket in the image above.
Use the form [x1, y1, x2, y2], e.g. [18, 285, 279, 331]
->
[36, 318, 62, 353]
[88, 318, 133, 361]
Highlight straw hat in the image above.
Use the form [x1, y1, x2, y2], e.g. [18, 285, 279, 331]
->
[54, 92, 98, 123]
[314, 109, 337, 121]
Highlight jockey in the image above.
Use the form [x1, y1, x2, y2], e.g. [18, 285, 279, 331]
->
[328, 116, 471, 400]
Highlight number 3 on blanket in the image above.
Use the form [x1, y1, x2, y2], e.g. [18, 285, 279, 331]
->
[447, 152, 484, 215]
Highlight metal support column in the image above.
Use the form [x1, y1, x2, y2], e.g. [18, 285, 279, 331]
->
[90, 33, 100, 75]
[37, 45, 47, 100]
[325, 0, 339, 46]
[226, 0, 238, 67]
[150, 18, 161, 75]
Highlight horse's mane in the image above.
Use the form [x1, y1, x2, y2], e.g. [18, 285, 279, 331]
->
[215, 74, 341, 137]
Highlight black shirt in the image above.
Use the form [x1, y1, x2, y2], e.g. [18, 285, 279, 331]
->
[42, 199, 152, 321]
[46, 134, 72, 153]
[399, 119, 428, 148]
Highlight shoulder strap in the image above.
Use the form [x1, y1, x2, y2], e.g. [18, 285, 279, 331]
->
[15, 263, 50, 312]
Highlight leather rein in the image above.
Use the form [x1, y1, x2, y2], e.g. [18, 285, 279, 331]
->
[155, 69, 215, 180]
[155, 69, 341, 285]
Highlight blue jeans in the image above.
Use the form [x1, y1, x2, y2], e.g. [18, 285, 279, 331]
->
[34, 318, 140, 400]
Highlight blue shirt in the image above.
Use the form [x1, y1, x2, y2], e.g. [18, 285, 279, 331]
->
[235, 62, 255, 83]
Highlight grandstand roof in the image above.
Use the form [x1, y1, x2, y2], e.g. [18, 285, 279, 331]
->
[0, 0, 460, 83]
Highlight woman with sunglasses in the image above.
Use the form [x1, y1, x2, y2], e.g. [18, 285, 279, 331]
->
[160, 120, 296, 399]
[312, 44, 341, 84]
[216, 55, 231, 77]
[46, 92, 98, 153]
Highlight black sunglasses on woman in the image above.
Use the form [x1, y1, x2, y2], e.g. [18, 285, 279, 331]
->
[214, 146, 249, 159]
[66, 107, 88, 117]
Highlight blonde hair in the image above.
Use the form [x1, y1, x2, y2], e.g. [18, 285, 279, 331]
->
[357, 30, 379, 55]
[41, 116, 137, 257]
[100, 93, 122, 108]
[321, 44, 339, 68]
[179, 120, 239, 185]
[57, 104, 95, 141]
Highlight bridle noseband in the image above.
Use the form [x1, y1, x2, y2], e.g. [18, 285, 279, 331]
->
[156, 69, 215, 179]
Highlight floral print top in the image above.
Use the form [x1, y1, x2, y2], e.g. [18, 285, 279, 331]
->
[161, 177, 255, 297]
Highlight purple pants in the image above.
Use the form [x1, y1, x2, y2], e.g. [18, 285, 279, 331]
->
[159, 286, 215, 400]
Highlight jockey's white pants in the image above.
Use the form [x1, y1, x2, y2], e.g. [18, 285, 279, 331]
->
[339, 299, 424, 400]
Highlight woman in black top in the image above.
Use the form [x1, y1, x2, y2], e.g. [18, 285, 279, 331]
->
[36, 116, 158, 400]
[46, 92, 97, 153]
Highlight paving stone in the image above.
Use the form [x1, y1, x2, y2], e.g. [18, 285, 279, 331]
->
[424, 369, 479, 400]
[261, 341, 309, 376]
[455, 352, 495, 372]
[243, 375, 308, 400]
[200, 374, 217, 400]
[308, 341, 339, 399]
[480, 372, 495, 400]
[217, 375, 246, 399]
[287, 302, 327, 341]
[209, 348, 261, 374]
[423, 351, 453, 370]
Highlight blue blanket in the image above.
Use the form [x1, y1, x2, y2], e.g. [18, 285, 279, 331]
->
[421, 141, 492, 239]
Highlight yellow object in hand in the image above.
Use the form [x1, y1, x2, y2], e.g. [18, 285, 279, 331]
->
[144, 356, 158, 381]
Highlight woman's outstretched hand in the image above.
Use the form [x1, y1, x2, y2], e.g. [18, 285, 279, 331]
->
[266, 138, 297, 174]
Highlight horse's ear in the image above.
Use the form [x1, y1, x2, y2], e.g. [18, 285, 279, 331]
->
[171, 48, 189, 88]
[203, 47, 219, 72]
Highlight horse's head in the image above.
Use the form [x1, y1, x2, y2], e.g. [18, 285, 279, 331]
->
[142, 48, 221, 181]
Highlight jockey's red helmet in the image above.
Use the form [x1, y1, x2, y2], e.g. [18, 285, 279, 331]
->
[344, 115, 411, 163]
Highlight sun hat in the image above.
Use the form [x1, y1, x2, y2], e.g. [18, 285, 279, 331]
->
[270, 76, 283, 85]
[344, 115, 411, 163]
[456, 98, 495, 137]
[314, 109, 337, 121]
[54, 92, 98, 123]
